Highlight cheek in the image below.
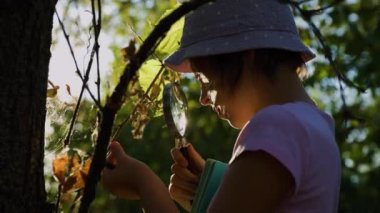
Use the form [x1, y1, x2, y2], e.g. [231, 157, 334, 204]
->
[218, 91, 239, 119]
[215, 88, 233, 106]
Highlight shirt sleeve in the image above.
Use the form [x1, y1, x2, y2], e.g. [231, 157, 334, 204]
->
[229, 105, 309, 194]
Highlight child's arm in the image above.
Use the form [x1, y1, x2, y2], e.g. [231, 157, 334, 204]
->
[208, 151, 294, 213]
[101, 141, 179, 213]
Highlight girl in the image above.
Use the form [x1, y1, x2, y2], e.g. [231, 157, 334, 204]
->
[101, 0, 341, 212]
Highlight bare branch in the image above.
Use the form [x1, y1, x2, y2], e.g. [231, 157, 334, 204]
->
[287, 0, 367, 123]
[62, 0, 104, 147]
[79, 1, 215, 212]
[54, 184, 62, 213]
[289, 0, 344, 17]
[54, 9, 101, 108]
[289, 0, 365, 90]
[91, 0, 102, 104]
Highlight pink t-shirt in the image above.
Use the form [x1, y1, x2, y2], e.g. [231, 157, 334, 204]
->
[229, 102, 340, 213]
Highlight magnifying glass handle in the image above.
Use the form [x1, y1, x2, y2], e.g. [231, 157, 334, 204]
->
[179, 146, 197, 174]
[179, 147, 195, 205]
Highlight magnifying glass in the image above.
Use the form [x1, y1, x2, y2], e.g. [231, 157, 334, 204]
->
[163, 82, 196, 172]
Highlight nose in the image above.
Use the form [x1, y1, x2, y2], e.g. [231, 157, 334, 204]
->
[199, 87, 212, 106]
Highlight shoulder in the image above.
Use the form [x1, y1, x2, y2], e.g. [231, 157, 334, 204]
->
[249, 102, 317, 127]
[239, 102, 333, 142]
[237, 103, 305, 145]
[229, 102, 332, 192]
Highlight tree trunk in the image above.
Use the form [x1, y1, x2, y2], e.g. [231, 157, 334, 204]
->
[0, 1, 56, 212]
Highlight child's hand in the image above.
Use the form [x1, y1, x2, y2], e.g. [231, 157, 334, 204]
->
[169, 144, 205, 211]
[101, 141, 153, 200]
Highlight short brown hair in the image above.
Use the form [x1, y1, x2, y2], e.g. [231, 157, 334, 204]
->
[189, 48, 306, 94]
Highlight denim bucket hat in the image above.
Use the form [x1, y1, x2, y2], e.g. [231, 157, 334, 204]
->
[165, 0, 315, 72]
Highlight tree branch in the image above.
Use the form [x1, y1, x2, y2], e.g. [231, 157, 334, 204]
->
[63, 0, 103, 147]
[54, 9, 101, 108]
[289, 0, 366, 92]
[78, 0, 215, 212]
[288, 0, 367, 122]
[91, 0, 102, 104]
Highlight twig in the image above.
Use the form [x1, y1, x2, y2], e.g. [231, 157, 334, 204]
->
[289, 0, 365, 92]
[92, 0, 103, 127]
[289, 0, 344, 16]
[55, 184, 62, 213]
[78, 1, 215, 212]
[287, 0, 367, 123]
[63, 0, 103, 147]
[69, 191, 82, 213]
[48, 80, 56, 88]
[54, 9, 101, 108]
[109, 23, 169, 140]
[111, 65, 165, 140]
[127, 22, 164, 65]
[91, 0, 102, 104]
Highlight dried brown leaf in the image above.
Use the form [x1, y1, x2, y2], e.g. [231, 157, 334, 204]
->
[128, 75, 141, 97]
[53, 154, 68, 184]
[65, 84, 72, 96]
[150, 84, 161, 100]
[70, 154, 81, 172]
[60, 192, 72, 204]
[62, 156, 92, 193]
[47, 86, 59, 98]
[121, 39, 136, 62]
[62, 170, 84, 193]
[63, 102, 76, 108]
[80, 158, 92, 181]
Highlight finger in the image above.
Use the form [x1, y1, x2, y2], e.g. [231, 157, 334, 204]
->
[101, 167, 112, 185]
[101, 169, 123, 197]
[173, 198, 192, 212]
[109, 141, 127, 160]
[105, 150, 117, 169]
[170, 174, 198, 194]
[168, 182, 196, 201]
[171, 148, 188, 167]
[105, 161, 116, 169]
[187, 144, 206, 173]
[171, 163, 199, 184]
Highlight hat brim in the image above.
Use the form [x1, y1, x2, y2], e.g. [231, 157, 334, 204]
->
[164, 30, 315, 73]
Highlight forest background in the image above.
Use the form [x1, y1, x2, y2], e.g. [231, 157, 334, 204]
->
[2, 0, 379, 212]
[47, 0, 379, 212]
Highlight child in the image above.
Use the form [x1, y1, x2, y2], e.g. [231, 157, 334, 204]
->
[101, 0, 341, 212]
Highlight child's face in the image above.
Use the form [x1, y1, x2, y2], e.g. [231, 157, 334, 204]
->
[194, 71, 241, 128]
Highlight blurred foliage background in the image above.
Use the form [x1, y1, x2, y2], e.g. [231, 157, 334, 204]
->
[45, 0, 380, 212]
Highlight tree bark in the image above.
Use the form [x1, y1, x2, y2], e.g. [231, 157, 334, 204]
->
[0, 1, 56, 212]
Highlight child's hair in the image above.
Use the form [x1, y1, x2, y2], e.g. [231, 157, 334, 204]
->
[190, 48, 306, 94]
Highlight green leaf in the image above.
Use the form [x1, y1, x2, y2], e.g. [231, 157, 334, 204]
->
[138, 59, 163, 99]
[154, 6, 184, 58]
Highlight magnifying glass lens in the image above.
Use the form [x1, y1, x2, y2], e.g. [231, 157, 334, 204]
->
[163, 82, 197, 175]
[170, 87, 187, 136]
